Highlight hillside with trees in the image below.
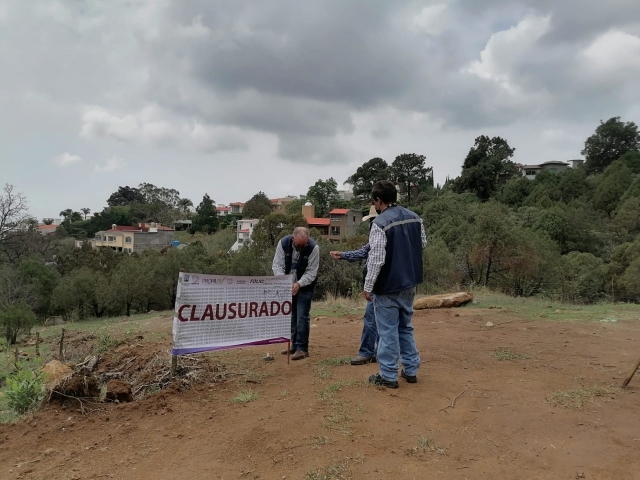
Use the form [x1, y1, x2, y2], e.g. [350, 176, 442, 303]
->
[1, 117, 639, 344]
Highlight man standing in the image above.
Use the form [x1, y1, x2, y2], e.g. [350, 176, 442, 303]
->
[329, 206, 379, 366]
[272, 227, 319, 360]
[364, 181, 427, 388]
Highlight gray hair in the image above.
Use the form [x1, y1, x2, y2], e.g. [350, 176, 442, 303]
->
[293, 227, 309, 238]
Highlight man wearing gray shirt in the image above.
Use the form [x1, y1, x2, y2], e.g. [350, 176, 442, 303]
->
[272, 227, 320, 360]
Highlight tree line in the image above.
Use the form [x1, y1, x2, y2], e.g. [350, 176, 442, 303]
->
[1, 116, 639, 344]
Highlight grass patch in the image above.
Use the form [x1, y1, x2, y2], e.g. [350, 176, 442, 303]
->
[317, 357, 351, 367]
[94, 327, 119, 354]
[230, 389, 259, 404]
[305, 460, 350, 480]
[323, 402, 353, 435]
[317, 380, 361, 401]
[546, 386, 618, 409]
[492, 349, 530, 361]
[407, 436, 446, 456]
[314, 366, 333, 380]
[467, 289, 639, 323]
[311, 296, 365, 317]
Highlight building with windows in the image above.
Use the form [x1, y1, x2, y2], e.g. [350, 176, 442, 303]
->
[229, 218, 260, 252]
[92, 223, 175, 253]
[518, 159, 584, 180]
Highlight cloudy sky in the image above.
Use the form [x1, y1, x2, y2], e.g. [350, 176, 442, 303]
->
[2, 0, 640, 220]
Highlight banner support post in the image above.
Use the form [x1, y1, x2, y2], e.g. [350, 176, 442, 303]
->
[287, 340, 291, 365]
[170, 354, 178, 377]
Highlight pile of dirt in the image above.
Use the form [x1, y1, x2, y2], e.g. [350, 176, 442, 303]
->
[105, 380, 133, 403]
[50, 372, 100, 400]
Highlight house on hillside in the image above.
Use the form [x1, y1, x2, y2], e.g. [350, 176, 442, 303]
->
[301, 202, 329, 236]
[300, 203, 362, 241]
[270, 197, 296, 213]
[230, 202, 245, 214]
[328, 208, 363, 241]
[92, 223, 175, 253]
[216, 205, 231, 216]
[229, 218, 260, 252]
[518, 159, 584, 180]
[37, 224, 59, 236]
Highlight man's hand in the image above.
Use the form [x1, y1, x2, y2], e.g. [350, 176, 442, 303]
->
[363, 291, 372, 302]
[292, 282, 300, 296]
[329, 251, 342, 260]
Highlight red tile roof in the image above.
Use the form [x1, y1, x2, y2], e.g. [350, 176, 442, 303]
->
[216, 207, 231, 211]
[237, 229, 250, 233]
[329, 208, 349, 215]
[307, 218, 330, 226]
[230, 202, 245, 206]
[37, 224, 57, 230]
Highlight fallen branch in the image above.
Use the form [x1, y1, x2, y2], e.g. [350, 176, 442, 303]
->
[15, 457, 42, 468]
[439, 388, 468, 412]
[20, 422, 37, 437]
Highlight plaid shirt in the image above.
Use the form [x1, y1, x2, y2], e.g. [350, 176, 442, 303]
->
[364, 220, 427, 293]
[340, 244, 370, 262]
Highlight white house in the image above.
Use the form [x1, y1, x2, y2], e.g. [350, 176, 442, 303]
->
[518, 159, 584, 180]
[229, 219, 260, 252]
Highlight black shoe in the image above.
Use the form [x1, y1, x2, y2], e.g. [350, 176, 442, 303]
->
[368, 373, 399, 389]
[401, 369, 417, 384]
[350, 355, 376, 365]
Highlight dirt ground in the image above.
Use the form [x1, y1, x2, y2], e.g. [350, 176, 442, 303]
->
[1, 306, 640, 480]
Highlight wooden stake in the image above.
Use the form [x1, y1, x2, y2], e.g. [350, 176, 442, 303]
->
[59, 328, 65, 360]
[622, 355, 640, 388]
[287, 340, 291, 365]
[170, 355, 178, 377]
[35, 332, 40, 357]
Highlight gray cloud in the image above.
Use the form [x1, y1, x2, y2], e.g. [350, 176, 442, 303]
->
[1, 0, 640, 218]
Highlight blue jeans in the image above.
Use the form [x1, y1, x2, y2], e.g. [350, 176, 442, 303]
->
[373, 287, 420, 381]
[291, 288, 313, 352]
[358, 298, 378, 358]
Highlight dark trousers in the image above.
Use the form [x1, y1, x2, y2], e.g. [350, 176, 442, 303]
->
[291, 288, 313, 352]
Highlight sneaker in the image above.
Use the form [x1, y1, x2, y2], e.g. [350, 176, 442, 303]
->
[350, 355, 376, 365]
[291, 351, 309, 361]
[368, 373, 399, 389]
[281, 348, 296, 355]
[400, 369, 417, 384]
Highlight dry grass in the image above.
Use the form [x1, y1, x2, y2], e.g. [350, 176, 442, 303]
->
[546, 386, 618, 409]
[492, 349, 530, 361]
[230, 389, 259, 404]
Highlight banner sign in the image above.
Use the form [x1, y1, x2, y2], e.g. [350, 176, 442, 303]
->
[171, 272, 293, 355]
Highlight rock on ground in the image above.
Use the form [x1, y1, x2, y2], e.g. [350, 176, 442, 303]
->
[414, 292, 474, 310]
[42, 360, 73, 390]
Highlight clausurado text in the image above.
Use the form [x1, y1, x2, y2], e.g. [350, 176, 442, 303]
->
[177, 301, 292, 322]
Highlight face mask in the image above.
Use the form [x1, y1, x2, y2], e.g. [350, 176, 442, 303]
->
[294, 244, 306, 252]
[375, 208, 382, 215]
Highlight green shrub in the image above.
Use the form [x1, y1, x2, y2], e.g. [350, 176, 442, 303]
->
[5, 366, 45, 415]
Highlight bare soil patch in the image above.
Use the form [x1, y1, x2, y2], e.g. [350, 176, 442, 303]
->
[1, 306, 639, 479]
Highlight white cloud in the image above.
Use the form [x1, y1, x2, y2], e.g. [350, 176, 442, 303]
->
[53, 152, 82, 167]
[581, 30, 640, 73]
[466, 14, 551, 87]
[95, 157, 126, 173]
[411, 4, 450, 35]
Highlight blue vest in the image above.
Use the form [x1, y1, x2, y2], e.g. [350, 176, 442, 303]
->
[281, 235, 317, 292]
[372, 206, 423, 294]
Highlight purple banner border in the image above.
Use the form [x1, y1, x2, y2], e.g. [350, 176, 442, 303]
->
[171, 337, 290, 356]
